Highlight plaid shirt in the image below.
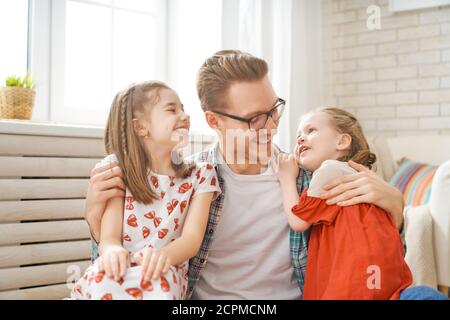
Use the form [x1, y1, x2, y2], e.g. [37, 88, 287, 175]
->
[185, 142, 312, 299]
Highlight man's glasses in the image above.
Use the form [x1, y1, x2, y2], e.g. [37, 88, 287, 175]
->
[213, 98, 286, 131]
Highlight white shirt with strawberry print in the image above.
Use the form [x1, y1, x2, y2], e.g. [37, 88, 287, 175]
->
[71, 155, 221, 300]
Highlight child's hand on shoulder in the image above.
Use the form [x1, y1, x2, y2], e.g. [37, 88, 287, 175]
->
[98, 244, 130, 281]
[275, 153, 300, 183]
[139, 246, 172, 282]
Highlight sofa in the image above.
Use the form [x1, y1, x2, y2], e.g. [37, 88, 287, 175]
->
[368, 134, 450, 296]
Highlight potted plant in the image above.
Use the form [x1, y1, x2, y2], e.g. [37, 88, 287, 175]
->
[0, 74, 35, 120]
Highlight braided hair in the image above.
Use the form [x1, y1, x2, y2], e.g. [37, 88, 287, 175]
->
[104, 81, 194, 205]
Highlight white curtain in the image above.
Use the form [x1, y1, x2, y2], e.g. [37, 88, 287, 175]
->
[222, 0, 323, 152]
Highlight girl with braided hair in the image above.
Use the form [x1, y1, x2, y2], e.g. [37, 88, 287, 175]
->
[71, 81, 220, 300]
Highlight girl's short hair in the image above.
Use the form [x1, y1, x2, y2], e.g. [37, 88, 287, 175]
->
[319, 107, 377, 170]
[105, 80, 194, 205]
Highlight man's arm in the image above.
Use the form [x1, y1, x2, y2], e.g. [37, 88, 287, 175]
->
[85, 160, 125, 242]
[320, 160, 405, 230]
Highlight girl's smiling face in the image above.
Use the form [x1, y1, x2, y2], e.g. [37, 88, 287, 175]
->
[295, 111, 350, 171]
[134, 88, 190, 151]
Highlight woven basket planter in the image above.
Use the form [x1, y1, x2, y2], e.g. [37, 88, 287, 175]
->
[0, 87, 35, 120]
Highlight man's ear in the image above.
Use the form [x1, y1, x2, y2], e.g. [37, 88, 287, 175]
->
[132, 118, 149, 138]
[204, 111, 220, 130]
[337, 133, 352, 151]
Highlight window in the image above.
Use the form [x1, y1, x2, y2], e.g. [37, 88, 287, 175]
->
[167, 0, 222, 136]
[0, 0, 29, 83]
[4, 0, 222, 135]
[389, 0, 450, 12]
[51, 0, 167, 126]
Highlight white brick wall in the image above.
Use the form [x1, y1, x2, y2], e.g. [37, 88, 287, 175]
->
[322, 0, 450, 135]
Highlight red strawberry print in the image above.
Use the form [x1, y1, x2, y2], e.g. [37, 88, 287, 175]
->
[140, 279, 153, 291]
[125, 288, 143, 300]
[173, 272, 178, 284]
[74, 284, 83, 295]
[161, 191, 166, 199]
[199, 177, 206, 184]
[158, 228, 168, 239]
[211, 177, 217, 186]
[160, 276, 170, 292]
[195, 169, 201, 179]
[101, 293, 112, 300]
[169, 176, 175, 187]
[144, 211, 155, 219]
[125, 196, 135, 211]
[142, 226, 150, 239]
[153, 217, 162, 228]
[116, 278, 124, 286]
[178, 182, 192, 194]
[166, 202, 174, 215]
[174, 218, 180, 232]
[206, 163, 213, 170]
[95, 271, 105, 283]
[127, 214, 138, 228]
[166, 199, 179, 215]
[151, 176, 159, 189]
[123, 234, 131, 242]
[180, 200, 187, 214]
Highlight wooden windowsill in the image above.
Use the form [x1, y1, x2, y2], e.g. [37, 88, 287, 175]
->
[0, 119, 216, 143]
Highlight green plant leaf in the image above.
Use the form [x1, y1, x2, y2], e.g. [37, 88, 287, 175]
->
[4, 74, 35, 89]
[21, 74, 35, 89]
[5, 76, 21, 87]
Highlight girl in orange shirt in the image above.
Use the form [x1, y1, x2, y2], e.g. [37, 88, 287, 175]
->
[276, 107, 412, 300]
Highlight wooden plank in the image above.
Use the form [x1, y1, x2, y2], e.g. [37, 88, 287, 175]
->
[0, 240, 91, 268]
[0, 199, 85, 223]
[0, 134, 105, 157]
[0, 283, 71, 300]
[0, 220, 90, 245]
[0, 179, 88, 200]
[0, 156, 101, 177]
[0, 260, 91, 291]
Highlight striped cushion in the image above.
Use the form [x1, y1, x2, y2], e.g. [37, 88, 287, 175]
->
[389, 159, 438, 206]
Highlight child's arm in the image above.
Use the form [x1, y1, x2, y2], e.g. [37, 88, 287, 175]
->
[140, 192, 214, 281]
[276, 154, 312, 232]
[97, 196, 129, 281]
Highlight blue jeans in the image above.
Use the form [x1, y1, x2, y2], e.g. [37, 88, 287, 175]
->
[399, 286, 448, 300]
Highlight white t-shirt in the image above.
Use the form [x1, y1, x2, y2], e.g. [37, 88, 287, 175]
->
[191, 149, 300, 300]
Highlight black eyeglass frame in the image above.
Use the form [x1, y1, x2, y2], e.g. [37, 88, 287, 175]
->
[212, 98, 286, 131]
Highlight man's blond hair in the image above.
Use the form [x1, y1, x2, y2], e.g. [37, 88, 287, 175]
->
[196, 50, 269, 112]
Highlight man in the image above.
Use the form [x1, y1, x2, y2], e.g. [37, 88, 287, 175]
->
[85, 50, 446, 300]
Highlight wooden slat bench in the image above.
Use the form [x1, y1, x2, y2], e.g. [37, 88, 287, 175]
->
[0, 125, 104, 299]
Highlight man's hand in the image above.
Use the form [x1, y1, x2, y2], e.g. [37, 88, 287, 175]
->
[320, 160, 404, 229]
[85, 161, 125, 241]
